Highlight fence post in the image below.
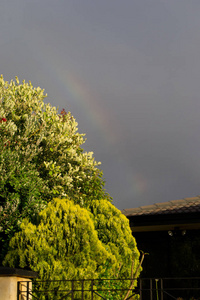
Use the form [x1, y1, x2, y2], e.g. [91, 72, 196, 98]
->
[27, 281, 30, 300]
[140, 278, 142, 300]
[17, 282, 21, 300]
[91, 279, 94, 300]
[0, 267, 37, 300]
[155, 279, 159, 300]
[71, 280, 74, 300]
[81, 280, 84, 300]
[160, 279, 163, 300]
[150, 279, 153, 300]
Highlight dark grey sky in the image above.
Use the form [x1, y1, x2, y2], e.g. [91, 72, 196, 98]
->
[1, 0, 200, 209]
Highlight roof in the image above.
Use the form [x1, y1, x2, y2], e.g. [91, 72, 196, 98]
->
[0, 267, 38, 278]
[122, 196, 200, 217]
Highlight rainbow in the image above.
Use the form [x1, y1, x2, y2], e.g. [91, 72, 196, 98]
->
[23, 35, 148, 201]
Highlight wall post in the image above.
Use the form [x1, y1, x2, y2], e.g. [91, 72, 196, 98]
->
[0, 267, 37, 300]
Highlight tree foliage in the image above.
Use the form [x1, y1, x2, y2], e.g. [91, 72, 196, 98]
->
[3, 199, 114, 280]
[86, 200, 140, 278]
[0, 75, 110, 248]
[1, 76, 141, 298]
[4, 198, 141, 299]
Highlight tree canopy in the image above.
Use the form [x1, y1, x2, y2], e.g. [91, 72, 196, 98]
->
[4, 198, 141, 299]
[0, 75, 110, 248]
[3, 199, 115, 280]
[86, 200, 140, 278]
[1, 76, 141, 299]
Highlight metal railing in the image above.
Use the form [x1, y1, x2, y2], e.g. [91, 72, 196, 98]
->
[17, 277, 200, 300]
[140, 277, 200, 300]
[18, 278, 139, 300]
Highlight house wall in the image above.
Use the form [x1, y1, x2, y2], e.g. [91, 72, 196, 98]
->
[134, 229, 200, 278]
[0, 276, 32, 300]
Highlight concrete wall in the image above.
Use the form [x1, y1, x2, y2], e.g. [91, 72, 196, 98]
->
[0, 267, 37, 300]
[0, 276, 32, 300]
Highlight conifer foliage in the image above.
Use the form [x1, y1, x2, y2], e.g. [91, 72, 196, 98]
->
[4, 198, 140, 299]
[3, 199, 114, 280]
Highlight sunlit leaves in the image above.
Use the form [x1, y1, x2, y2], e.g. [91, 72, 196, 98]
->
[0, 75, 110, 255]
[1, 76, 141, 296]
[3, 199, 114, 280]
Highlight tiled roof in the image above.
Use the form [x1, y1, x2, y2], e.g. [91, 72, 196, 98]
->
[122, 196, 200, 217]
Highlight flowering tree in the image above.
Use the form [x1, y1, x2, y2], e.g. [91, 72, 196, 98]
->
[0, 76, 110, 257]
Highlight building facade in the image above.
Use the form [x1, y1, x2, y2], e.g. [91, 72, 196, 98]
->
[123, 197, 200, 278]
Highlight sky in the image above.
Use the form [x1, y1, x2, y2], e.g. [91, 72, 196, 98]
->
[1, 0, 200, 210]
